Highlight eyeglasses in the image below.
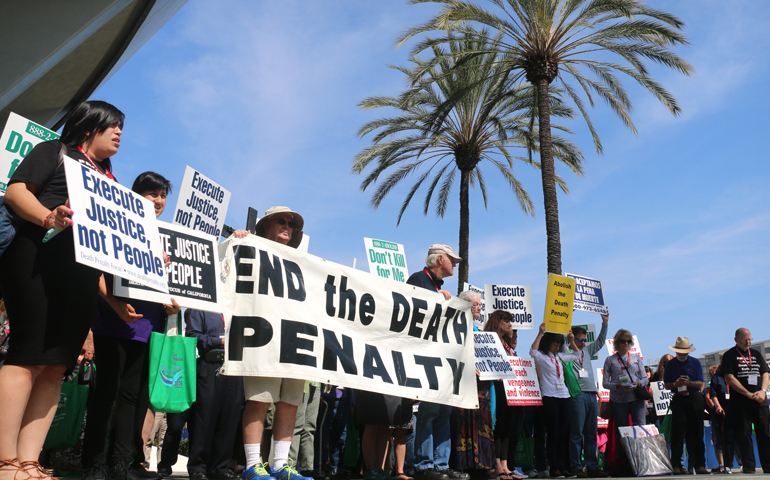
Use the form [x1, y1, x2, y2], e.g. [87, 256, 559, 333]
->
[617, 339, 633, 345]
[576, 338, 586, 343]
[274, 218, 297, 229]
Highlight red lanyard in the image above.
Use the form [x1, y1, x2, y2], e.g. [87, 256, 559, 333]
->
[548, 353, 561, 378]
[77, 146, 115, 181]
[617, 352, 630, 370]
[502, 340, 514, 356]
[738, 349, 754, 370]
[219, 314, 225, 330]
[422, 268, 440, 292]
[675, 359, 688, 377]
[578, 350, 585, 368]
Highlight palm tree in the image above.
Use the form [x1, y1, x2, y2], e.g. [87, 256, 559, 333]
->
[352, 33, 583, 291]
[398, 0, 693, 274]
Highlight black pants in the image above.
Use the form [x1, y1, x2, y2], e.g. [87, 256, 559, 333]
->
[523, 406, 547, 472]
[187, 359, 245, 475]
[670, 394, 705, 469]
[82, 335, 150, 467]
[158, 409, 192, 471]
[542, 396, 571, 474]
[730, 394, 770, 471]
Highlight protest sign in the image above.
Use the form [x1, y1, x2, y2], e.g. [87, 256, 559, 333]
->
[464, 283, 486, 329]
[114, 221, 222, 311]
[363, 237, 408, 283]
[484, 284, 534, 330]
[598, 417, 609, 429]
[543, 274, 575, 334]
[173, 166, 231, 238]
[504, 357, 542, 406]
[606, 336, 644, 360]
[0, 112, 60, 192]
[597, 368, 610, 402]
[565, 273, 608, 315]
[474, 331, 514, 381]
[651, 381, 672, 416]
[220, 235, 476, 408]
[64, 158, 168, 292]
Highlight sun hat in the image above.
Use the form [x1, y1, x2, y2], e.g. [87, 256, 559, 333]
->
[428, 244, 462, 263]
[668, 336, 696, 354]
[255, 206, 304, 248]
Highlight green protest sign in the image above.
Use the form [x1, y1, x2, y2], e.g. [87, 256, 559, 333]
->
[0, 112, 60, 192]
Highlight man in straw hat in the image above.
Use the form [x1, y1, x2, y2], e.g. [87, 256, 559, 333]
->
[719, 328, 770, 474]
[233, 207, 310, 480]
[663, 337, 708, 475]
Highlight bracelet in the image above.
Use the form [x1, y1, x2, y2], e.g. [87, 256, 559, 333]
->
[43, 212, 53, 228]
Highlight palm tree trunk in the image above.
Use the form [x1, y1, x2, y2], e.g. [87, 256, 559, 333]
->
[536, 78, 562, 275]
[458, 169, 470, 295]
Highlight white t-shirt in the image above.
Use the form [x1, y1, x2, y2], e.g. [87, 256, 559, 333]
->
[530, 349, 580, 398]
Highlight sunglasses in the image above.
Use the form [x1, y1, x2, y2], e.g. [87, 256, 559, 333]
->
[617, 339, 633, 345]
[576, 338, 586, 343]
[274, 218, 297, 229]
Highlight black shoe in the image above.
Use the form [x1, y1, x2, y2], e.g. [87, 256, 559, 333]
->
[694, 467, 710, 475]
[110, 460, 141, 480]
[158, 467, 172, 478]
[132, 465, 161, 480]
[83, 463, 110, 480]
[191, 473, 210, 480]
[415, 470, 449, 480]
[209, 471, 240, 480]
[672, 467, 690, 475]
[439, 470, 469, 480]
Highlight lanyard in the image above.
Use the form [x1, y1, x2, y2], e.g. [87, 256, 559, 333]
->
[578, 350, 585, 368]
[502, 340, 514, 356]
[617, 353, 635, 382]
[675, 358, 688, 378]
[548, 353, 561, 379]
[77, 146, 115, 180]
[422, 268, 440, 292]
[738, 349, 754, 371]
[219, 313, 225, 330]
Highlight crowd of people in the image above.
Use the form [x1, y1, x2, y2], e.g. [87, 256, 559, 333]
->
[0, 101, 768, 480]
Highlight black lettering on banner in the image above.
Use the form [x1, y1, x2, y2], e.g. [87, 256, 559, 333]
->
[282, 259, 306, 301]
[423, 305, 442, 342]
[442, 307, 456, 343]
[408, 298, 427, 338]
[324, 275, 337, 316]
[415, 355, 442, 390]
[234, 246, 256, 294]
[338, 276, 356, 320]
[228, 316, 272, 361]
[363, 344, 393, 384]
[390, 292, 410, 332]
[446, 358, 465, 395]
[392, 350, 422, 388]
[258, 250, 283, 297]
[322, 329, 357, 374]
[453, 311, 468, 345]
[359, 293, 375, 326]
[279, 319, 317, 367]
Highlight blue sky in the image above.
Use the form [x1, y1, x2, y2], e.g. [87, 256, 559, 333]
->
[93, 0, 770, 365]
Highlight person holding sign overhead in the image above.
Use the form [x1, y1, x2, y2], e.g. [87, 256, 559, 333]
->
[529, 323, 581, 478]
[0, 101, 126, 480]
[601, 329, 648, 469]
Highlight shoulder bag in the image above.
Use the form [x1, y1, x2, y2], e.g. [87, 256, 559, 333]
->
[148, 312, 197, 412]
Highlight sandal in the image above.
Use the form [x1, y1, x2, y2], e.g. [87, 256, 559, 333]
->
[395, 473, 414, 480]
[0, 459, 20, 480]
[17, 461, 53, 480]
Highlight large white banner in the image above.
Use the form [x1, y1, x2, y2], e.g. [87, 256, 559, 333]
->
[64, 158, 168, 292]
[0, 112, 60, 192]
[220, 235, 477, 408]
[173, 166, 231, 238]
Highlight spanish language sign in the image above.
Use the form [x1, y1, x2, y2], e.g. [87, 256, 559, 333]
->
[0, 112, 60, 192]
[114, 222, 222, 311]
[173, 166, 231, 238]
[484, 284, 534, 330]
[474, 331, 514, 381]
[606, 336, 644, 360]
[597, 368, 610, 401]
[543, 274, 575, 334]
[464, 283, 486, 329]
[64, 158, 168, 293]
[504, 357, 542, 406]
[220, 235, 476, 408]
[651, 381, 672, 416]
[564, 273, 608, 315]
[363, 237, 408, 283]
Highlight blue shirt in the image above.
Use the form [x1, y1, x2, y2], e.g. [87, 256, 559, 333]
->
[664, 355, 703, 394]
[406, 268, 443, 292]
[185, 309, 225, 355]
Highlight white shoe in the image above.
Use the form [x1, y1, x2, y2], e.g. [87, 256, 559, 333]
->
[514, 469, 527, 479]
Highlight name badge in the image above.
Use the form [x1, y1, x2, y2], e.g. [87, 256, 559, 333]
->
[748, 375, 758, 386]
[556, 381, 565, 388]
[578, 369, 589, 378]
[678, 385, 687, 392]
[725, 392, 730, 400]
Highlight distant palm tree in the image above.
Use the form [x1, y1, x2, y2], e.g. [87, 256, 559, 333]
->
[398, 0, 693, 274]
[353, 33, 583, 291]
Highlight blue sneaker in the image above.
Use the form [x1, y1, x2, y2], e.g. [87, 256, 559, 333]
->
[241, 463, 276, 480]
[270, 461, 312, 480]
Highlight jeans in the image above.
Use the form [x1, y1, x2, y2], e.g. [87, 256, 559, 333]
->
[569, 392, 599, 471]
[321, 394, 350, 474]
[415, 402, 451, 471]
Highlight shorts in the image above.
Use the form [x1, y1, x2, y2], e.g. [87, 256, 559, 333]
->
[243, 376, 304, 406]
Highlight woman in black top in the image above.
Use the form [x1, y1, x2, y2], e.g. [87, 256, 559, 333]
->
[0, 101, 124, 480]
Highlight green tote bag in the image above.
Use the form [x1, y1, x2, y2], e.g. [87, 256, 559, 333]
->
[148, 313, 197, 412]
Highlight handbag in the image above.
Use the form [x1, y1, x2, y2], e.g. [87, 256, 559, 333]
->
[598, 400, 613, 420]
[620, 424, 674, 476]
[147, 312, 196, 412]
[561, 358, 582, 397]
[514, 435, 535, 468]
[43, 366, 89, 449]
[0, 141, 67, 257]
[617, 353, 652, 401]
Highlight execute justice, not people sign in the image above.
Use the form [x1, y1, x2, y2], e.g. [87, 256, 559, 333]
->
[173, 166, 231, 238]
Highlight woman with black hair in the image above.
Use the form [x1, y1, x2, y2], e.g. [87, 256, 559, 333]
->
[0, 101, 125, 480]
[528, 323, 580, 478]
[81, 171, 180, 480]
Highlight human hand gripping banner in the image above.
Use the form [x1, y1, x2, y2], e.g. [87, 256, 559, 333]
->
[219, 235, 477, 408]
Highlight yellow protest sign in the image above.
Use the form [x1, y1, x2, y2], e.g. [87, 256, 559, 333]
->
[543, 274, 575, 334]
